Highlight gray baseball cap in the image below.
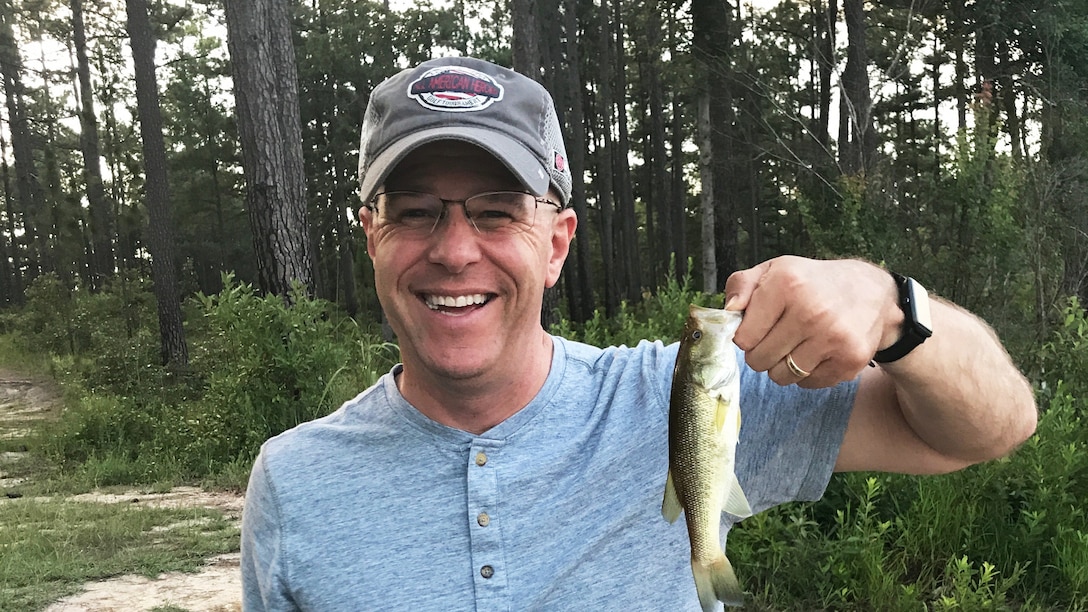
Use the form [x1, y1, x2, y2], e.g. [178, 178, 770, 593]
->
[358, 56, 573, 207]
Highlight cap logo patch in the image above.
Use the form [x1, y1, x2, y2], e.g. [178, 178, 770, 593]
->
[407, 66, 504, 112]
[554, 151, 567, 172]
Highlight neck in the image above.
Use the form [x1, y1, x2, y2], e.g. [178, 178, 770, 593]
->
[397, 332, 554, 434]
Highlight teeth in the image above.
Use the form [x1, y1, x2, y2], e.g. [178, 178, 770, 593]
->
[425, 294, 488, 309]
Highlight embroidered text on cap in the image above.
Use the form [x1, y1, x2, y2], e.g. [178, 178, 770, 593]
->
[407, 66, 504, 113]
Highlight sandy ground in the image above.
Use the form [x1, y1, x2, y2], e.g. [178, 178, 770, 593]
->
[43, 552, 242, 612]
[0, 373, 245, 611]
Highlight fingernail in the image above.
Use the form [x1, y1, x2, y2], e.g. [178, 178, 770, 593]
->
[724, 295, 740, 311]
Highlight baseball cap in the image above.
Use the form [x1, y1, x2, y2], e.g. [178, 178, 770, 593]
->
[357, 56, 573, 207]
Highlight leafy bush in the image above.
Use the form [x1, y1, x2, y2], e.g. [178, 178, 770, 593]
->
[729, 299, 1088, 610]
[34, 275, 399, 481]
[551, 269, 721, 346]
[176, 276, 396, 472]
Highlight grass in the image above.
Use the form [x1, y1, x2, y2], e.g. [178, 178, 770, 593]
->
[0, 344, 242, 611]
[0, 495, 239, 611]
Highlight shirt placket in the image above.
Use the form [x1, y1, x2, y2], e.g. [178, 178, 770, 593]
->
[466, 439, 508, 612]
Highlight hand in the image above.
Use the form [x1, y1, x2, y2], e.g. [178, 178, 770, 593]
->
[724, 257, 902, 388]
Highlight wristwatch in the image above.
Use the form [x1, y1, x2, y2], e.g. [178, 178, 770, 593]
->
[872, 272, 933, 363]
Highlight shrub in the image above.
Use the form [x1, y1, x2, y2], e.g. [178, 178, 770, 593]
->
[552, 268, 720, 346]
[36, 275, 399, 481]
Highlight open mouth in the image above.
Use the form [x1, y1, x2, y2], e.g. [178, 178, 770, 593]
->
[422, 293, 492, 312]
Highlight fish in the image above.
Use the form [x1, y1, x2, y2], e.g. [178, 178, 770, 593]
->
[663, 304, 752, 611]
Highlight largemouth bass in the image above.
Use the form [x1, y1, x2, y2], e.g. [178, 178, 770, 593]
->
[663, 304, 752, 611]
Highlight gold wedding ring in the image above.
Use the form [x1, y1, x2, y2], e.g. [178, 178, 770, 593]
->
[786, 353, 811, 378]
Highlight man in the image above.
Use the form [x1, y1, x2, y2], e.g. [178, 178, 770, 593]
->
[241, 56, 1036, 611]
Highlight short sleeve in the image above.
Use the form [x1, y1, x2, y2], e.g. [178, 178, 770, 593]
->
[241, 452, 297, 611]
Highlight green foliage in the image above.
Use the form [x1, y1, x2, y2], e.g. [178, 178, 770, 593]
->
[1037, 297, 1088, 397]
[177, 275, 394, 472]
[8, 259, 1088, 609]
[729, 301, 1088, 610]
[28, 274, 398, 483]
[551, 269, 720, 346]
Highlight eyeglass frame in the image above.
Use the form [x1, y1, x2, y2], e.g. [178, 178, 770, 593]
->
[364, 189, 566, 235]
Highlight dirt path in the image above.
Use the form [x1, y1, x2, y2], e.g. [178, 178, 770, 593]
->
[0, 371, 245, 611]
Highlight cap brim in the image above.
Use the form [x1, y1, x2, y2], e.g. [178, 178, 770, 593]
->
[358, 126, 551, 206]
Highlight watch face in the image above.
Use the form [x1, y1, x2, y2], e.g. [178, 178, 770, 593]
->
[906, 277, 933, 334]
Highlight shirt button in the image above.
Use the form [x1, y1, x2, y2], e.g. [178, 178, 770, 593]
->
[480, 565, 494, 579]
[477, 512, 490, 527]
[475, 452, 488, 466]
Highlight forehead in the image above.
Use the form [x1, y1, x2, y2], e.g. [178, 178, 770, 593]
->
[384, 141, 522, 191]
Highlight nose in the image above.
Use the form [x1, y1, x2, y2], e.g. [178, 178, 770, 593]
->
[426, 203, 481, 270]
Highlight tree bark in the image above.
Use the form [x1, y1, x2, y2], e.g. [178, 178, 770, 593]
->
[71, 0, 114, 291]
[0, 1, 47, 280]
[668, 11, 687, 284]
[560, 0, 593, 323]
[612, 0, 641, 304]
[839, 0, 877, 175]
[595, 0, 619, 316]
[644, 0, 673, 284]
[126, 0, 188, 368]
[697, 93, 716, 293]
[224, 0, 315, 299]
[813, 0, 836, 149]
[512, 0, 540, 80]
[691, 0, 737, 289]
[0, 133, 20, 304]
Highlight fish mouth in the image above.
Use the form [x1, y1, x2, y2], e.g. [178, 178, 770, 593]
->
[421, 293, 493, 313]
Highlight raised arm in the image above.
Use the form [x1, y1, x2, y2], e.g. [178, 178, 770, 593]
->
[724, 256, 1037, 475]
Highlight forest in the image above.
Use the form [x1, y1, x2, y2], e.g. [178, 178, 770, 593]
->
[1, 0, 1084, 357]
[2, 0, 1088, 608]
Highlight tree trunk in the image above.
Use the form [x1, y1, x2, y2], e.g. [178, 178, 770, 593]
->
[697, 93, 716, 294]
[38, 41, 74, 288]
[72, 0, 114, 291]
[512, 0, 540, 80]
[691, 0, 737, 288]
[644, 0, 672, 284]
[126, 0, 189, 368]
[0, 1, 47, 280]
[596, 0, 619, 316]
[668, 11, 687, 284]
[561, 0, 593, 323]
[224, 0, 315, 299]
[839, 0, 877, 175]
[0, 133, 20, 304]
[612, 0, 641, 304]
[813, 0, 836, 149]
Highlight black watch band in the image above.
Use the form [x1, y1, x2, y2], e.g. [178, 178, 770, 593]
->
[872, 272, 933, 364]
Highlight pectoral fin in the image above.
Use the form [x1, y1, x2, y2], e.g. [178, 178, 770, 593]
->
[662, 470, 683, 523]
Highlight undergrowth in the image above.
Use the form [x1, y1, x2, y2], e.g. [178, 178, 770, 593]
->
[3, 272, 398, 487]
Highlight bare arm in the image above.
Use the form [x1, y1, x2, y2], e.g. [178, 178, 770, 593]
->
[724, 256, 1037, 475]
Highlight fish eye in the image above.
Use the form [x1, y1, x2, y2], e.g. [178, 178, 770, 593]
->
[691, 330, 702, 341]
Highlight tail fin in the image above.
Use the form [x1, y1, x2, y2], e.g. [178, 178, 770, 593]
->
[691, 554, 744, 611]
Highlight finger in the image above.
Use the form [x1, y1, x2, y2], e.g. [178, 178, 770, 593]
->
[768, 342, 826, 387]
[742, 303, 809, 372]
[723, 260, 770, 311]
[730, 264, 791, 354]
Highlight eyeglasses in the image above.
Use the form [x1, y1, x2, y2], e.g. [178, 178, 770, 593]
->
[367, 190, 564, 235]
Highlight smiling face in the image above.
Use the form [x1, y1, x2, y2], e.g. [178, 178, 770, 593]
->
[360, 141, 577, 394]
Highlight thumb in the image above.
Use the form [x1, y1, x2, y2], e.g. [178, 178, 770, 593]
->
[724, 261, 769, 311]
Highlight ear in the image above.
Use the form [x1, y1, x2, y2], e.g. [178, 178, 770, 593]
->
[545, 208, 578, 288]
[359, 206, 377, 258]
